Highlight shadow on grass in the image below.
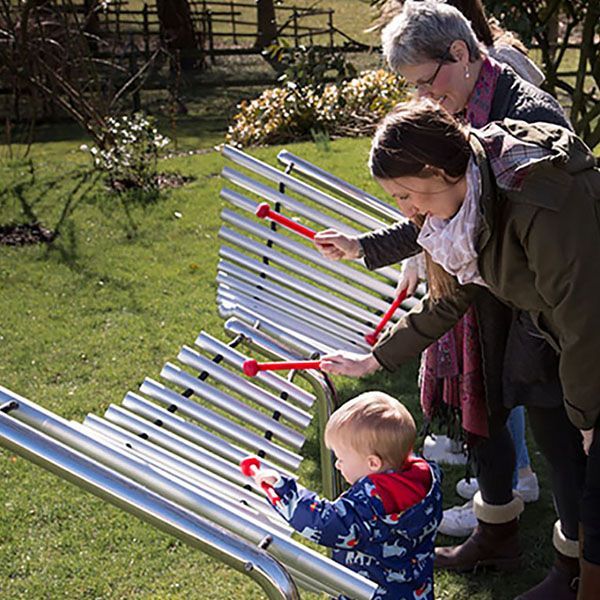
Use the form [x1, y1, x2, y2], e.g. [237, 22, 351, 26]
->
[1, 155, 175, 260]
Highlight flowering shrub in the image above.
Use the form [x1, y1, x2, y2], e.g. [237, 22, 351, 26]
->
[227, 70, 408, 147]
[81, 113, 170, 191]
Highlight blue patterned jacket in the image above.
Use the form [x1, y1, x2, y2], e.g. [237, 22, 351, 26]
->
[270, 459, 443, 600]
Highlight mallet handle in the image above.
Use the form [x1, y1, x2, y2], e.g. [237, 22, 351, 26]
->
[255, 202, 316, 240]
[243, 359, 321, 377]
[365, 289, 409, 345]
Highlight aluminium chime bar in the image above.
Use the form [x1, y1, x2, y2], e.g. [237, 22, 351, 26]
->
[217, 273, 370, 349]
[139, 377, 302, 470]
[176, 346, 311, 429]
[221, 305, 322, 359]
[277, 149, 404, 223]
[120, 392, 301, 472]
[217, 288, 355, 354]
[160, 362, 304, 450]
[80, 412, 289, 530]
[222, 319, 343, 500]
[220, 183, 402, 285]
[102, 403, 264, 487]
[3, 391, 377, 599]
[0, 407, 299, 600]
[219, 227, 393, 315]
[221, 178, 354, 235]
[72, 418, 290, 536]
[194, 332, 314, 409]
[218, 247, 381, 326]
[221, 144, 387, 231]
[221, 209, 397, 299]
[216, 264, 372, 337]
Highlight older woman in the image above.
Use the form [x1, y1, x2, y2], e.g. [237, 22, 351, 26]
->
[314, 2, 586, 599]
[342, 97, 600, 600]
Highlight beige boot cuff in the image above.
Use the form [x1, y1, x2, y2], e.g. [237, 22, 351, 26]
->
[473, 491, 524, 524]
[553, 520, 579, 558]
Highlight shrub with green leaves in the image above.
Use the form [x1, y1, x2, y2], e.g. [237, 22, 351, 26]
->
[227, 69, 408, 147]
[81, 113, 170, 191]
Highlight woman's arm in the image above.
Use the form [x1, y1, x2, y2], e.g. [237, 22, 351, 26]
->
[358, 221, 422, 270]
[320, 285, 479, 377]
[313, 221, 421, 270]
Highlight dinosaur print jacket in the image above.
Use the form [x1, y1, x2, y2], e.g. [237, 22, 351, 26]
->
[269, 458, 443, 599]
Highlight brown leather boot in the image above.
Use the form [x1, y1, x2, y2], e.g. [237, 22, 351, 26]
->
[514, 552, 579, 599]
[435, 519, 521, 572]
[577, 559, 600, 600]
[435, 492, 523, 573]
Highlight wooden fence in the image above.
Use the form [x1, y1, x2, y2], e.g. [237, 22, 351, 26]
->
[101, 1, 369, 64]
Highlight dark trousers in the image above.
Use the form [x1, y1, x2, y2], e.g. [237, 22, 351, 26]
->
[582, 424, 600, 564]
[472, 424, 516, 506]
[471, 402, 588, 546]
[528, 404, 586, 542]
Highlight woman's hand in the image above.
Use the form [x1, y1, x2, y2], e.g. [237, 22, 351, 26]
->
[397, 256, 420, 297]
[581, 429, 595, 455]
[320, 352, 381, 377]
[314, 229, 362, 261]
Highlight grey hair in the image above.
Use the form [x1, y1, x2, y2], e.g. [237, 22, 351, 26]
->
[382, 0, 483, 71]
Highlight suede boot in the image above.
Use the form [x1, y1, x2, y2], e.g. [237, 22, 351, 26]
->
[577, 558, 600, 600]
[514, 553, 579, 599]
[578, 522, 600, 600]
[435, 491, 523, 573]
[435, 518, 521, 572]
[515, 520, 581, 599]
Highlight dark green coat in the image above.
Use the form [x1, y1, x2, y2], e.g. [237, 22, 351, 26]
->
[373, 120, 600, 431]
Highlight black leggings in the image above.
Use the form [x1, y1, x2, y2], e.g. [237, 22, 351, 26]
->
[472, 424, 516, 506]
[527, 405, 586, 542]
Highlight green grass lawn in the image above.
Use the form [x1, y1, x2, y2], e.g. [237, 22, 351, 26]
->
[0, 127, 561, 599]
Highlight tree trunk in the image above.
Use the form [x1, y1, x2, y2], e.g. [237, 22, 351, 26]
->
[156, 0, 200, 70]
[256, 0, 278, 49]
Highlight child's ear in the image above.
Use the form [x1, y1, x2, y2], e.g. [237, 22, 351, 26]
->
[367, 454, 383, 472]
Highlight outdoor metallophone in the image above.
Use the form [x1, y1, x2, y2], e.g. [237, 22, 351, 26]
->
[0, 144, 424, 599]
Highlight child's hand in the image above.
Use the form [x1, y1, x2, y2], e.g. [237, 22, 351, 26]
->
[253, 468, 280, 489]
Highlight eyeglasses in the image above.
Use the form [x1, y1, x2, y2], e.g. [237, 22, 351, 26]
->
[415, 47, 452, 91]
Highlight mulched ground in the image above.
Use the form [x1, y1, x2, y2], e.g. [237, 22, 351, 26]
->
[0, 223, 56, 246]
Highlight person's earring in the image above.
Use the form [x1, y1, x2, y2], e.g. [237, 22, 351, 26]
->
[465, 66, 470, 79]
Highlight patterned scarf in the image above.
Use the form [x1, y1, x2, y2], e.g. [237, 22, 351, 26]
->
[417, 157, 487, 287]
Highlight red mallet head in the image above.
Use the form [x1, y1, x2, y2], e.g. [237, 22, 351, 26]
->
[243, 359, 259, 377]
[255, 202, 271, 219]
[240, 456, 260, 477]
[364, 332, 378, 346]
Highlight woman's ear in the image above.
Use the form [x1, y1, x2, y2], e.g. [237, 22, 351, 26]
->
[367, 454, 384, 472]
[450, 39, 470, 64]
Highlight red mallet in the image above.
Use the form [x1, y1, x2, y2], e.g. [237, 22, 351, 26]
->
[255, 202, 316, 240]
[243, 359, 321, 377]
[240, 456, 281, 504]
[365, 289, 409, 346]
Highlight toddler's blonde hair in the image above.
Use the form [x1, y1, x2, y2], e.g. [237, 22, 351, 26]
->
[324, 391, 416, 470]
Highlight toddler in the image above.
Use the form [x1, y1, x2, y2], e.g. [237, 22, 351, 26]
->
[253, 391, 443, 599]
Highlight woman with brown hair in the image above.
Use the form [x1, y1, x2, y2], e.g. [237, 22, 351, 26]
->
[327, 96, 600, 599]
